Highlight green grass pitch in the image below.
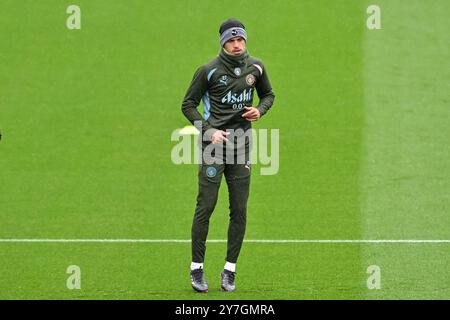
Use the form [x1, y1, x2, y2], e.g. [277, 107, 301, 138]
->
[1, 0, 449, 299]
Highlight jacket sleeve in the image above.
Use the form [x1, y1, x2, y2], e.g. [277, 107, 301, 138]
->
[255, 62, 275, 117]
[181, 66, 214, 132]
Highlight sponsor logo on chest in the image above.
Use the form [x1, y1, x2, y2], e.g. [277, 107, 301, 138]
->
[221, 88, 253, 104]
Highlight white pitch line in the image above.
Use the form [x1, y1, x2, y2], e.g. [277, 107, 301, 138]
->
[0, 239, 449, 244]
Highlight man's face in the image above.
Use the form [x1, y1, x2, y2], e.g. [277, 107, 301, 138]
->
[223, 37, 246, 55]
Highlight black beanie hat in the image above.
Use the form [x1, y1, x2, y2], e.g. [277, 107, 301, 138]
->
[219, 18, 245, 35]
[219, 18, 247, 47]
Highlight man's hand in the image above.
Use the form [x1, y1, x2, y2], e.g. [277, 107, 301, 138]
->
[242, 106, 260, 122]
[211, 130, 230, 144]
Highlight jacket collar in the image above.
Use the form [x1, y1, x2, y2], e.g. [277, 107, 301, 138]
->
[218, 48, 249, 76]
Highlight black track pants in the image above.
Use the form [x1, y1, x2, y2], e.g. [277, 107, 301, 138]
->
[191, 160, 251, 264]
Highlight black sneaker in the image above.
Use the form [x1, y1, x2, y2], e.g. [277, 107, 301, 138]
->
[190, 268, 208, 293]
[221, 269, 236, 292]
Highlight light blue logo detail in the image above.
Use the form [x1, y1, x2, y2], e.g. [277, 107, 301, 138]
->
[206, 166, 217, 178]
[219, 75, 228, 85]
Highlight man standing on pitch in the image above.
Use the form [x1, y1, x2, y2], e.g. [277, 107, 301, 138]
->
[181, 18, 275, 292]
